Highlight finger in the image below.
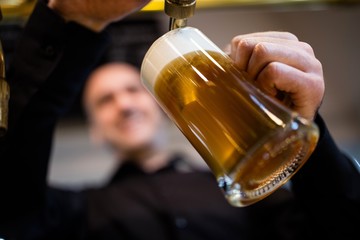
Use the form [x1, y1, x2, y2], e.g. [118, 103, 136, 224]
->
[230, 35, 303, 72]
[230, 31, 299, 63]
[233, 31, 299, 41]
[247, 41, 316, 80]
[255, 62, 324, 120]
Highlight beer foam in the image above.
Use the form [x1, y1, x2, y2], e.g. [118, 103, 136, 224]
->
[141, 27, 221, 93]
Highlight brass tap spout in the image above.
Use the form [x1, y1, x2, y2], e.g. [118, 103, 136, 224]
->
[164, 0, 196, 30]
[0, 6, 10, 137]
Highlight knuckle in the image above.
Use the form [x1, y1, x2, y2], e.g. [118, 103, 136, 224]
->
[262, 62, 281, 81]
[253, 42, 270, 58]
[300, 41, 315, 55]
[232, 37, 252, 50]
[282, 31, 299, 41]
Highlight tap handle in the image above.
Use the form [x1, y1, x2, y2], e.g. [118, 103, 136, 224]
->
[0, 7, 10, 137]
[165, 0, 196, 30]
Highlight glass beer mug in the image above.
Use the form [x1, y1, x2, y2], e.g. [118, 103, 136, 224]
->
[140, 27, 319, 207]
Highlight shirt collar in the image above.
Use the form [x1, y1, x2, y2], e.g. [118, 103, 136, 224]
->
[109, 153, 188, 183]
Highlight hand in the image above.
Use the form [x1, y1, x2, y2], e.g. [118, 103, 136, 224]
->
[227, 31, 324, 120]
[47, 0, 151, 32]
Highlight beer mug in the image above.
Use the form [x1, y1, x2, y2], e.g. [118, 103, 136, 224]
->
[140, 27, 319, 207]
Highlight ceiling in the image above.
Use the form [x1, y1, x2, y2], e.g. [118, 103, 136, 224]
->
[143, 0, 357, 11]
[1, 0, 359, 23]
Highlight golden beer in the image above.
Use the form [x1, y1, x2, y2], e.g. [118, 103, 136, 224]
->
[141, 27, 319, 206]
[153, 50, 319, 206]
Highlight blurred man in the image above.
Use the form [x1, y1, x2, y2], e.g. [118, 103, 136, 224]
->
[82, 62, 190, 173]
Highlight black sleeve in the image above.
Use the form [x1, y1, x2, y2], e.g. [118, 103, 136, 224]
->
[290, 114, 360, 239]
[292, 114, 360, 200]
[0, 0, 110, 235]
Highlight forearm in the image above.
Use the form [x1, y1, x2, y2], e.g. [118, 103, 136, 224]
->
[290, 114, 360, 238]
[292, 114, 360, 199]
[7, 0, 110, 125]
[0, 0, 109, 227]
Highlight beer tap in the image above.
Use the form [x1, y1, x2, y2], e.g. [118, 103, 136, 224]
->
[164, 0, 196, 30]
[0, 6, 10, 137]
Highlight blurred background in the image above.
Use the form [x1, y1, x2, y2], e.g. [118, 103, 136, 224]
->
[1, 0, 359, 189]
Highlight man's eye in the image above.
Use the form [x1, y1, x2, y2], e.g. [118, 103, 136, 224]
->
[129, 85, 147, 94]
[128, 86, 140, 93]
[96, 95, 113, 108]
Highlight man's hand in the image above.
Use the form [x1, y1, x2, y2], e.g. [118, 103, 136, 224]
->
[227, 31, 324, 120]
[48, 0, 151, 32]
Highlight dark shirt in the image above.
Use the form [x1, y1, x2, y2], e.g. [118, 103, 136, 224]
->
[0, 1, 359, 240]
[81, 155, 296, 240]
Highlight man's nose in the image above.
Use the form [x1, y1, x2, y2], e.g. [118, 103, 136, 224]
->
[114, 93, 134, 110]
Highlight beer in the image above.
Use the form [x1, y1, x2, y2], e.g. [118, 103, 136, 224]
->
[153, 50, 319, 206]
[141, 27, 319, 206]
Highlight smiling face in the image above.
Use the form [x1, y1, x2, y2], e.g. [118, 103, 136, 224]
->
[83, 63, 165, 157]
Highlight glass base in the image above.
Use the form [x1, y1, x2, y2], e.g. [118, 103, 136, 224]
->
[218, 117, 318, 207]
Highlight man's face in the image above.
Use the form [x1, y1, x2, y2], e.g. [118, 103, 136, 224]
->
[83, 63, 164, 154]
